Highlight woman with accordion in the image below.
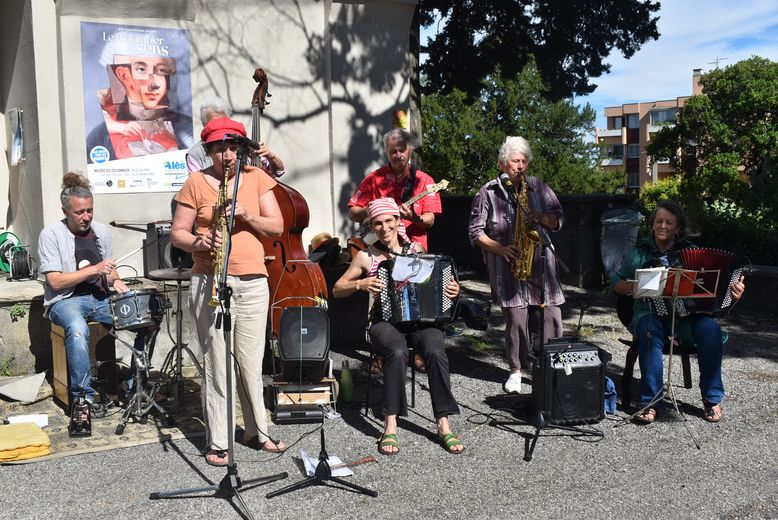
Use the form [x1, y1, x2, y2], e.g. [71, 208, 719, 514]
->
[333, 198, 464, 455]
[611, 201, 745, 423]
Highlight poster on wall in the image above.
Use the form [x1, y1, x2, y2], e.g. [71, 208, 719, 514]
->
[81, 22, 193, 194]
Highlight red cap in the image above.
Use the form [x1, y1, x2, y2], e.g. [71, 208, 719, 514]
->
[201, 116, 247, 144]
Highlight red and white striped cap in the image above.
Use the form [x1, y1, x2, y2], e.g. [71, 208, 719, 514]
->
[367, 197, 400, 220]
[366, 197, 410, 244]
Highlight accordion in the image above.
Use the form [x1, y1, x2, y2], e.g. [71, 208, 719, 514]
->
[650, 247, 742, 317]
[372, 254, 458, 329]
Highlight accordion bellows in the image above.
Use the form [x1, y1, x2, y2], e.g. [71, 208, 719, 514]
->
[373, 255, 458, 328]
[654, 247, 741, 316]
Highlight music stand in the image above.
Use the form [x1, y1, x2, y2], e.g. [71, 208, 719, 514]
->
[150, 140, 286, 520]
[623, 267, 719, 447]
[266, 307, 376, 499]
[266, 408, 378, 499]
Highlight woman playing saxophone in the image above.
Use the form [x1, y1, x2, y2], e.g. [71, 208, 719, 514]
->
[171, 116, 287, 466]
[468, 136, 565, 395]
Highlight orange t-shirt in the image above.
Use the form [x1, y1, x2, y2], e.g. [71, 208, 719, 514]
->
[175, 166, 277, 276]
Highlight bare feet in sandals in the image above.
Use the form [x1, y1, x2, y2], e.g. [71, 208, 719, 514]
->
[259, 438, 287, 453]
[703, 401, 723, 422]
[378, 415, 400, 455]
[437, 416, 464, 453]
[243, 436, 287, 453]
[634, 407, 657, 424]
[205, 449, 228, 466]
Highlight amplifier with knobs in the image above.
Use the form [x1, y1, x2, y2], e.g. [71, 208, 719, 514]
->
[531, 339, 610, 425]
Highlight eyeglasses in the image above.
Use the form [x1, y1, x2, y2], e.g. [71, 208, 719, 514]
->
[127, 62, 173, 80]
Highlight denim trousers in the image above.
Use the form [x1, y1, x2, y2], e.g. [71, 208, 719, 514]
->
[635, 314, 725, 406]
[369, 322, 460, 420]
[190, 274, 271, 451]
[49, 293, 113, 402]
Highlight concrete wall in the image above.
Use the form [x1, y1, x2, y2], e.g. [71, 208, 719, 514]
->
[1, 0, 416, 273]
[1, 0, 61, 249]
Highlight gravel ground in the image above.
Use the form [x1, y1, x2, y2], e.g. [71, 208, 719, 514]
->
[1, 280, 776, 520]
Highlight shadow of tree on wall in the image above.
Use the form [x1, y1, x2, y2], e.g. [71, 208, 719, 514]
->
[182, 0, 413, 238]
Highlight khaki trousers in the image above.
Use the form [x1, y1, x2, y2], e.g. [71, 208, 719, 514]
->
[190, 274, 271, 450]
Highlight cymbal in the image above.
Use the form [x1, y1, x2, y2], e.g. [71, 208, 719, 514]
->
[148, 267, 192, 281]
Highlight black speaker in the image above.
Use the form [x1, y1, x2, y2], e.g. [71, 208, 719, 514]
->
[278, 306, 330, 381]
[143, 222, 193, 277]
[532, 340, 607, 425]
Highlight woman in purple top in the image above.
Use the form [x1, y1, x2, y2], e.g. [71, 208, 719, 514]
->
[468, 136, 566, 394]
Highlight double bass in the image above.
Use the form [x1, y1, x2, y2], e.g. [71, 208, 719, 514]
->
[250, 68, 327, 336]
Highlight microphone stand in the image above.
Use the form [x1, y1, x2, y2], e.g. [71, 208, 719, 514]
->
[150, 142, 287, 519]
[490, 187, 590, 461]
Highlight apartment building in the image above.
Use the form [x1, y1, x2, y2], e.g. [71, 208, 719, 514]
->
[595, 69, 704, 192]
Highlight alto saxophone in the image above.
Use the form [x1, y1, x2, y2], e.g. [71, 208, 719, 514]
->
[209, 166, 231, 306]
[511, 175, 541, 281]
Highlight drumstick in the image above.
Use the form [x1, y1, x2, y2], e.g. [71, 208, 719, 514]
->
[115, 245, 144, 265]
[328, 455, 377, 471]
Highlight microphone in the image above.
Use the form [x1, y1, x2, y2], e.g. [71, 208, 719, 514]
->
[741, 264, 778, 279]
[225, 133, 261, 150]
[499, 173, 533, 192]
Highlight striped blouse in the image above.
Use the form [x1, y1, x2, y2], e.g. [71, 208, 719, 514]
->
[468, 176, 566, 308]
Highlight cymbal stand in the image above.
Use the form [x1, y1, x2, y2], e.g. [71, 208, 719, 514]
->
[157, 278, 203, 414]
[112, 325, 174, 435]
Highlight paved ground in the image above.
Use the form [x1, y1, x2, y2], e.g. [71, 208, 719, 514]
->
[1, 280, 777, 520]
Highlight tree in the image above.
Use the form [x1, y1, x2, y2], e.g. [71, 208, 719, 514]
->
[421, 61, 624, 195]
[646, 57, 778, 262]
[419, 0, 660, 101]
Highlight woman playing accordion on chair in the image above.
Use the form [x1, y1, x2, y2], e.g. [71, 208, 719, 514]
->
[333, 198, 464, 455]
[611, 201, 745, 423]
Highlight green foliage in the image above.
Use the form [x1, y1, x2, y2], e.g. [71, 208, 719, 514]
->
[638, 177, 683, 215]
[421, 62, 622, 195]
[419, 0, 660, 101]
[0, 356, 13, 377]
[8, 304, 26, 322]
[645, 57, 778, 263]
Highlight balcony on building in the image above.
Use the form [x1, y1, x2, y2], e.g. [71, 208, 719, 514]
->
[596, 128, 622, 138]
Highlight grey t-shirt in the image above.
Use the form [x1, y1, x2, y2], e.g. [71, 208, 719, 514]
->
[38, 220, 113, 315]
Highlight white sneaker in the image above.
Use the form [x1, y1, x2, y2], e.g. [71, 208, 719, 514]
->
[503, 371, 523, 394]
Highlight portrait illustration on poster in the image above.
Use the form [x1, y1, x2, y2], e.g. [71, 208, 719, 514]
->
[81, 22, 193, 194]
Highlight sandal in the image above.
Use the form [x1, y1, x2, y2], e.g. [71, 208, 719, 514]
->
[244, 436, 287, 453]
[438, 432, 464, 454]
[377, 433, 399, 455]
[370, 356, 385, 375]
[259, 438, 287, 453]
[205, 449, 228, 466]
[703, 401, 723, 423]
[634, 407, 657, 424]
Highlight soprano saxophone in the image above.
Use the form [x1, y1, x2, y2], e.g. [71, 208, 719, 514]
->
[511, 175, 541, 281]
[209, 166, 231, 306]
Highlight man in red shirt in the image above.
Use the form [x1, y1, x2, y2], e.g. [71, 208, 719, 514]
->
[348, 129, 442, 251]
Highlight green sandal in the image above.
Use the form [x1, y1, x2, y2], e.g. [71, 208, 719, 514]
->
[377, 433, 399, 455]
[438, 432, 464, 454]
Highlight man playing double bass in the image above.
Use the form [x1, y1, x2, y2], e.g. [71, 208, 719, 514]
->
[348, 128, 441, 252]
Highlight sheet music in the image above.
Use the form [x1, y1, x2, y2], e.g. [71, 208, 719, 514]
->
[634, 267, 668, 298]
[392, 256, 434, 284]
[301, 450, 354, 477]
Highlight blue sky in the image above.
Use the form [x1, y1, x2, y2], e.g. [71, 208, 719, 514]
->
[421, 1, 778, 131]
[575, 0, 778, 130]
